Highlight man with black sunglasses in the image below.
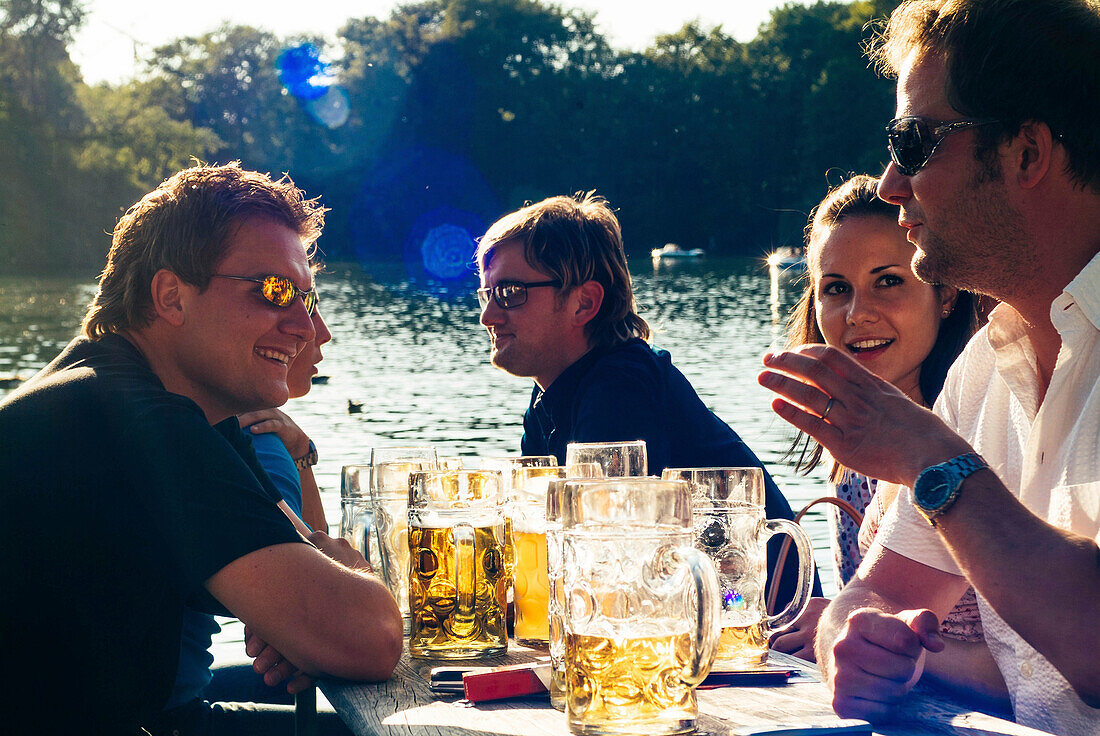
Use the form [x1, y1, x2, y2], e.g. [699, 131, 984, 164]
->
[476, 192, 820, 611]
[758, 1, 1100, 733]
[0, 163, 402, 734]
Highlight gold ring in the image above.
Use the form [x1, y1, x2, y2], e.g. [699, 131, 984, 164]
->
[822, 397, 836, 419]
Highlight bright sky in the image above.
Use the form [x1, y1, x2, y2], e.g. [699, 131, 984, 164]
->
[71, 0, 807, 84]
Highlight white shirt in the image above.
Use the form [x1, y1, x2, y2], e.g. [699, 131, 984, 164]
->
[877, 251, 1100, 736]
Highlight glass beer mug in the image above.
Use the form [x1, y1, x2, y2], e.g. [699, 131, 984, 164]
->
[562, 478, 721, 736]
[408, 469, 509, 659]
[663, 467, 814, 666]
[339, 464, 382, 572]
[371, 458, 437, 635]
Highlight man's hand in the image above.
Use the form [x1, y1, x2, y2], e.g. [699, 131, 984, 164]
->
[758, 345, 970, 486]
[308, 529, 373, 573]
[827, 607, 944, 720]
[770, 596, 829, 662]
[238, 408, 310, 460]
[244, 625, 316, 694]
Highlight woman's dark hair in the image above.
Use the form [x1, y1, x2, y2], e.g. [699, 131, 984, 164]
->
[786, 175, 979, 477]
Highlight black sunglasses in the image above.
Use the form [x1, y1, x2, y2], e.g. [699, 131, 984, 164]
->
[886, 116, 998, 176]
[212, 274, 318, 315]
[476, 279, 562, 310]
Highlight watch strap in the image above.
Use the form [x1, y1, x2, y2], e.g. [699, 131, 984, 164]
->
[294, 439, 318, 470]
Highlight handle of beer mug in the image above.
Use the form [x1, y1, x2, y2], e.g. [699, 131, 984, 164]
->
[672, 546, 722, 686]
[761, 519, 814, 634]
[452, 522, 477, 637]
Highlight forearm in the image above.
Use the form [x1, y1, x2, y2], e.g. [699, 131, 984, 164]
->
[934, 470, 1100, 704]
[209, 543, 403, 682]
[298, 467, 328, 533]
[816, 547, 969, 681]
[923, 638, 1009, 710]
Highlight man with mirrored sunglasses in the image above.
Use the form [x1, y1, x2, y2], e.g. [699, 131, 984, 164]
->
[476, 191, 821, 611]
[0, 163, 402, 734]
[757, 1, 1100, 733]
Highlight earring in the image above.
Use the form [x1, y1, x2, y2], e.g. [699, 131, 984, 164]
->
[942, 306, 952, 318]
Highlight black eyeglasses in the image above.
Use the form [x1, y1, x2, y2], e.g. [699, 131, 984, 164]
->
[476, 279, 562, 310]
[886, 116, 999, 176]
[212, 274, 317, 315]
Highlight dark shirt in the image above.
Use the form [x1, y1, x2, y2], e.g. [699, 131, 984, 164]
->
[522, 338, 822, 604]
[0, 335, 303, 734]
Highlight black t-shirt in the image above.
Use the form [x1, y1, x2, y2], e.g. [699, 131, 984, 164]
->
[0, 335, 304, 733]
[522, 338, 822, 605]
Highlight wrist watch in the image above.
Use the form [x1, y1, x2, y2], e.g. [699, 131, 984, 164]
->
[294, 439, 318, 471]
[912, 452, 988, 527]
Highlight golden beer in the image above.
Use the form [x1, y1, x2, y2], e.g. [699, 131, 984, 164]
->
[716, 622, 768, 665]
[408, 524, 508, 658]
[566, 630, 696, 736]
[512, 529, 550, 645]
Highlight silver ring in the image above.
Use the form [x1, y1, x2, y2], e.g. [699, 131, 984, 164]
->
[822, 397, 836, 419]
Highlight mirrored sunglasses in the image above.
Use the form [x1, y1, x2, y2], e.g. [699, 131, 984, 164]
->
[212, 274, 317, 315]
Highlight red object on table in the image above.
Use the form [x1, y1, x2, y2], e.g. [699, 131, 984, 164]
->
[462, 663, 550, 702]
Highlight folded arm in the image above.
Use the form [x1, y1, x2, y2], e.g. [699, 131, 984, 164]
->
[206, 533, 403, 682]
[816, 544, 969, 719]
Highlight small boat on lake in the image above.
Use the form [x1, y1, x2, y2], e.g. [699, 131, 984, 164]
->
[651, 243, 705, 261]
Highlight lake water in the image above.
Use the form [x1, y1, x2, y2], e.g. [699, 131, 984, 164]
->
[0, 256, 841, 595]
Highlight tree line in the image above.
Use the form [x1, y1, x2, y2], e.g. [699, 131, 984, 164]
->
[0, 0, 901, 275]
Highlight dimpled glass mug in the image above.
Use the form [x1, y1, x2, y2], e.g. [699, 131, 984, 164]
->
[407, 469, 509, 659]
[370, 457, 438, 635]
[662, 467, 814, 666]
[339, 464, 382, 573]
[562, 478, 721, 736]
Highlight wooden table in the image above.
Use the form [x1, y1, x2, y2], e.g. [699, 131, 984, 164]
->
[320, 645, 1050, 736]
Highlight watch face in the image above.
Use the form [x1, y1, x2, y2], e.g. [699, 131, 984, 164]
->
[916, 467, 954, 510]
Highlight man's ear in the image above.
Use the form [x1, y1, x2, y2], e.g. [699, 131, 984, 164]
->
[149, 269, 190, 327]
[1011, 120, 1054, 190]
[572, 280, 604, 328]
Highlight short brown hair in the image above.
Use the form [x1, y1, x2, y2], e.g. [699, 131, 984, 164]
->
[82, 162, 326, 339]
[866, 0, 1100, 189]
[476, 192, 650, 350]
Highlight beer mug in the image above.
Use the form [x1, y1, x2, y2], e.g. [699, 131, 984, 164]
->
[480, 455, 556, 580]
[663, 467, 814, 666]
[562, 479, 720, 736]
[512, 465, 603, 648]
[339, 464, 381, 572]
[510, 466, 565, 647]
[408, 469, 509, 659]
[546, 477, 605, 712]
[370, 458, 437, 635]
[564, 440, 647, 478]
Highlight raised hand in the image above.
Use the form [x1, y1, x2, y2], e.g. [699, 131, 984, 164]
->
[757, 345, 970, 487]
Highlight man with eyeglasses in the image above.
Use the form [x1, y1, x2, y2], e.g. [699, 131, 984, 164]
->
[476, 191, 820, 610]
[0, 163, 402, 734]
[758, 1, 1100, 732]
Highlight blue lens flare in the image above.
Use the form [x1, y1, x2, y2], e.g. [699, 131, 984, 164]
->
[277, 42, 350, 129]
[420, 223, 475, 280]
[276, 43, 330, 101]
[724, 588, 745, 610]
